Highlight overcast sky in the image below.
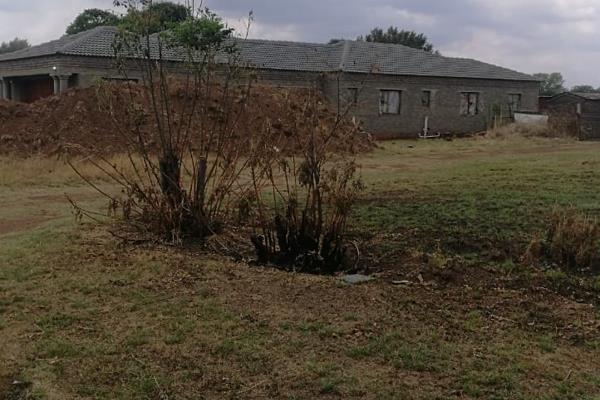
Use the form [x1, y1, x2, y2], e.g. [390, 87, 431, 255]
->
[1, 0, 599, 87]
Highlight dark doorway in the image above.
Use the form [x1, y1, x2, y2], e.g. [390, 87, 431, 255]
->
[15, 75, 54, 103]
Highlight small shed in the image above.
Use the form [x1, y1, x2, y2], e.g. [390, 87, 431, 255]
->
[546, 92, 600, 140]
[538, 95, 553, 113]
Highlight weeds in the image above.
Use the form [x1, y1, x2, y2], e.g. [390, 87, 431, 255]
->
[71, 1, 259, 243]
[486, 122, 567, 139]
[65, 2, 365, 273]
[525, 208, 600, 274]
[248, 87, 364, 274]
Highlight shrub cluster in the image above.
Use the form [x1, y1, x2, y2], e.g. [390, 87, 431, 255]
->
[524, 208, 600, 274]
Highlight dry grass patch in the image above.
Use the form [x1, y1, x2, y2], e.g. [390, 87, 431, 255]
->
[486, 122, 572, 140]
[525, 208, 600, 274]
[2, 137, 600, 399]
[0, 155, 138, 187]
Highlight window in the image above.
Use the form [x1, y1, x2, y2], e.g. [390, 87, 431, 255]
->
[380, 90, 401, 114]
[346, 87, 359, 105]
[460, 92, 479, 115]
[508, 93, 521, 112]
[422, 90, 431, 107]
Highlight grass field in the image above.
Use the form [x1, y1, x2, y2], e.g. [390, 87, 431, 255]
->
[1, 136, 600, 399]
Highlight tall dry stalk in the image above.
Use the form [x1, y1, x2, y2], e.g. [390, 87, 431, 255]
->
[247, 82, 365, 274]
[72, 0, 263, 243]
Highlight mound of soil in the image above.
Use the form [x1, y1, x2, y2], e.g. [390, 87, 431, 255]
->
[0, 84, 374, 157]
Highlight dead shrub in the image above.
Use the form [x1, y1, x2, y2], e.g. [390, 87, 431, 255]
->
[486, 122, 569, 139]
[523, 208, 600, 273]
[68, 2, 368, 267]
[247, 89, 365, 275]
[522, 236, 544, 266]
[69, 2, 260, 243]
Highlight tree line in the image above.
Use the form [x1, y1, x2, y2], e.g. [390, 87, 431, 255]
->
[0, 2, 189, 55]
[66, 2, 189, 35]
[532, 72, 600, 96]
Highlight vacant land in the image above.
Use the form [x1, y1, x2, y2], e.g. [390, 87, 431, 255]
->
[1, 137, 600, 399]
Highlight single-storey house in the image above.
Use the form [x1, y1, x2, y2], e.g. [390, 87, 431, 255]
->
[0, 26, 540, 138]
[546, 92, 600, 140]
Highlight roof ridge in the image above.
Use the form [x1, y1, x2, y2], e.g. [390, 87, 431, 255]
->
[60, 26, 115, 54]
[338, 40, 351, 71]
[236, 37, 328, 47]
[0, 27, 539, 82]
[350, 39, 437, 54]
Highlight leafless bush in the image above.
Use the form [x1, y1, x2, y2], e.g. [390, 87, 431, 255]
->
[70, 0, 262, 243]
[69, 2, 366, 271]
[247, 89, 364, 274]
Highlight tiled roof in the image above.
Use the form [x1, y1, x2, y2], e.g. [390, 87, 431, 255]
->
[549, 92, 600, 102]
[0, 26, 537, 82]
[571, 92, 600, 101]
[0, 27, 114, 61]
[233, 39, 337, 72]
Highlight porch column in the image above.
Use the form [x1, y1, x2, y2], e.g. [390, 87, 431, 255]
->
[58, 74, 71, 93]
[8, 80, 18, 102]
[50, 74, 71, 94]
[0, 78, 7, 100]
[52, 75, 59, 95]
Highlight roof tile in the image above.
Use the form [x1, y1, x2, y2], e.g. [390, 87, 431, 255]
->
[0, 26, 537, 82]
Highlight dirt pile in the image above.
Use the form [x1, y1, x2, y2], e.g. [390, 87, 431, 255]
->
[0, 85, 374, 157]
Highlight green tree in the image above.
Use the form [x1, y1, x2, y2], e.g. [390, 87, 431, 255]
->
[571, 85, 600, 93]
[533, 72, 567, 96]
[121, 1, 191, 34]
[358, 27, 437, 53]
[66, 9, 120, 35]
[0, 37, 30, 54]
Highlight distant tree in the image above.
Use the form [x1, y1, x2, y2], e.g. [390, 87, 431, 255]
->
[121, 1, 191, 34]
[357, 27, 437, 53]
[0, 37, 30, 54]
[533, 72, 567, 96]
[571, 85, 600, 93]
[66, 9, 120, 35]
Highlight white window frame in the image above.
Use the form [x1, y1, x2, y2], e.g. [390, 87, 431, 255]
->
[422, 90, 432, 108]
[379, 89, 402, 115]
[460, 92, 480, 116]
[508, 93, 522, 112]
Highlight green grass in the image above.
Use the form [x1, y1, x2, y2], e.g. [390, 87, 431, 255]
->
[355, 139, 600, 260]
[2, 138, 600, 399]
[538, 335, 557, 353]
[346, 330, 451, 372]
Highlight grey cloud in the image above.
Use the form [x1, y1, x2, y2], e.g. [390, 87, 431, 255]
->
[209, 0, 600, 86]
[0, 0, 598, 86]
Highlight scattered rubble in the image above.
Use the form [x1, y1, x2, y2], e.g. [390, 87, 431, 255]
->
[341, 274, 374, 285]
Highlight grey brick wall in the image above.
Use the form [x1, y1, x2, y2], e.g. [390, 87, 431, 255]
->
[547, 95, 600, 140]
[322, 72, 540, 138]
[1, 55, 540, 138]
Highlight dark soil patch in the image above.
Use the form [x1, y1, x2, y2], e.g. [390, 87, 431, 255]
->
[0, 374, 31, 400]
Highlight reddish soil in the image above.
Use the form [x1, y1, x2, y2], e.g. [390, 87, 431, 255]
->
[0, 84, 374, 157]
